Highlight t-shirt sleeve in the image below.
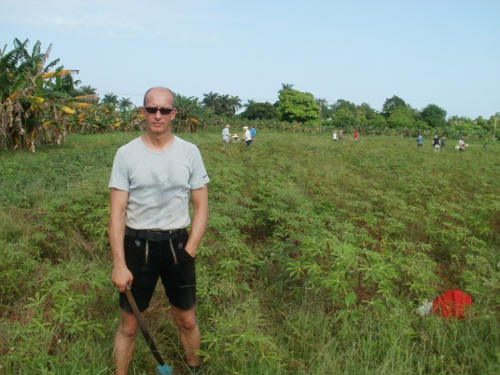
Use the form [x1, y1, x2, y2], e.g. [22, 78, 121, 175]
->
[189, 147, 210, 190]
[109, 151, 130, 191]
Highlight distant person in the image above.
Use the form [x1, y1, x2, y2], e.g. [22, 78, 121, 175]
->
[416, 134, 423, 147]
[458, 137, 466, 152]
[353, 129, 359, 141]
[249, 124, 256, 142]
[483, 143, 487, 150]
[433, 135, 440, 152]
[222, 124, 230, 146]
[242, 126, 252, 148]
[440, 136, 446, 149]
[339, 129, 343, 141]
[333, 131, 338, 141]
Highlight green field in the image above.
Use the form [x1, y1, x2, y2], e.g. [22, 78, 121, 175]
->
[1, 130, 499, 374]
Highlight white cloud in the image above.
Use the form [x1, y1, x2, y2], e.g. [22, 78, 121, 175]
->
[8, 1, 226, 33]
[51, 15, 79, 28]
[1, 0, 148, 35]
[1, 0, 225, 43]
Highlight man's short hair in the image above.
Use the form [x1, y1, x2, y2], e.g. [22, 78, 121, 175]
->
[143, 87, 176, 107]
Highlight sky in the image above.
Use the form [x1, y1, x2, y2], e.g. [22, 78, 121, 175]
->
[1, 0, 499, 119]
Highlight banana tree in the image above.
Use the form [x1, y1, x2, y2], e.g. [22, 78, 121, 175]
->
[114, 107, 144, 134]
[0, 38, 38, 150]
[0, 39, 96, 151]
[172, 95, 206, 133]
[1, 39, 60, 150]
[39, 69, 100, 148]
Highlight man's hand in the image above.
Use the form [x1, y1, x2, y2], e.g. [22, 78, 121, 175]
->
[112, 263, 133, 293]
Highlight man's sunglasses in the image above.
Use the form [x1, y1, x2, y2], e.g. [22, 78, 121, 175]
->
[144, 107, 175, 115]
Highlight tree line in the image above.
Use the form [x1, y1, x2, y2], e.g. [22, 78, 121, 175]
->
[1, 39, 497, 152]
[239, 84, 498, 139]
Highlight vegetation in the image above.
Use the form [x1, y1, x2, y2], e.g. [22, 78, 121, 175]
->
[1, 129, 500, 374]
[173, 94, 207, 133]
[2, 38, 499, 152]
[239, 100, 277, 120]
[0, 39, 105, 151]
[276, 84, 320, 123]
[202, 92, 242, 117]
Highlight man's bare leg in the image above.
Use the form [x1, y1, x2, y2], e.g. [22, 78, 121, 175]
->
[171, 305, 201, 367]
[114, 310, 139, 375]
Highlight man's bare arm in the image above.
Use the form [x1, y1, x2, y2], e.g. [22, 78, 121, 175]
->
[109, 188, 132, 292]
[185, 185, 208, 257]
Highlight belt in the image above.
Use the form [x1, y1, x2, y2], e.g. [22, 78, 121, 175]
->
[125, 227, 186, 242]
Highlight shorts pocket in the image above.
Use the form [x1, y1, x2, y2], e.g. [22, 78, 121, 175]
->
[176, 231, 195, 260]
[178, 246, 196, 260]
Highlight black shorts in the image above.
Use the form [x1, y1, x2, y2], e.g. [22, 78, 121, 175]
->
[119, 229, 196, 312]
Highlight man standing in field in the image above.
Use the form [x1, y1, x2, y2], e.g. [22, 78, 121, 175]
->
[433, 135, 440, 152]
[243, 126, 252, 147]
[109, 87, 209, 374]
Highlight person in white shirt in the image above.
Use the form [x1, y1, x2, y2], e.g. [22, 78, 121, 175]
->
[458, 137, 465, 152]
[243, 126, 252, 148]
[222, 124, 230, 146]
[109, 87, 209, 375]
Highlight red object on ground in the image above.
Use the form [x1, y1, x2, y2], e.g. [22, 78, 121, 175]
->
[431, 290, 472, 319]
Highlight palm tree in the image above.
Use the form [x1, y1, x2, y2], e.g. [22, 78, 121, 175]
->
[79, 85, 97, 95]
[101, 92, 119, 110]
[243, 99, 256, 108]
[118, 97, 134, 111]
[217, 94, 231, 116]
[228, 95, 242, 116]
[279, 83, 294, 93]
[202, 91, 219, 113]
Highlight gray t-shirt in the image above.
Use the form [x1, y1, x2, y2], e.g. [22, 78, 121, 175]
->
[109, 136, 210, 230]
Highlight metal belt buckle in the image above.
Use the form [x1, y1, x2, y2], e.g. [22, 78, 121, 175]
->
[146, 231, 157, 241]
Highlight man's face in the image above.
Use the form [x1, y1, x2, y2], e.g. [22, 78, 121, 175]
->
[141, 88, 176, 136]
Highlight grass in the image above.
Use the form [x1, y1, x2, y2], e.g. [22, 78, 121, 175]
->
[1, 129, 499, 374]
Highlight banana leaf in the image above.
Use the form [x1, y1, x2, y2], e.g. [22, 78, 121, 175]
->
[56, 103, 75, 115]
